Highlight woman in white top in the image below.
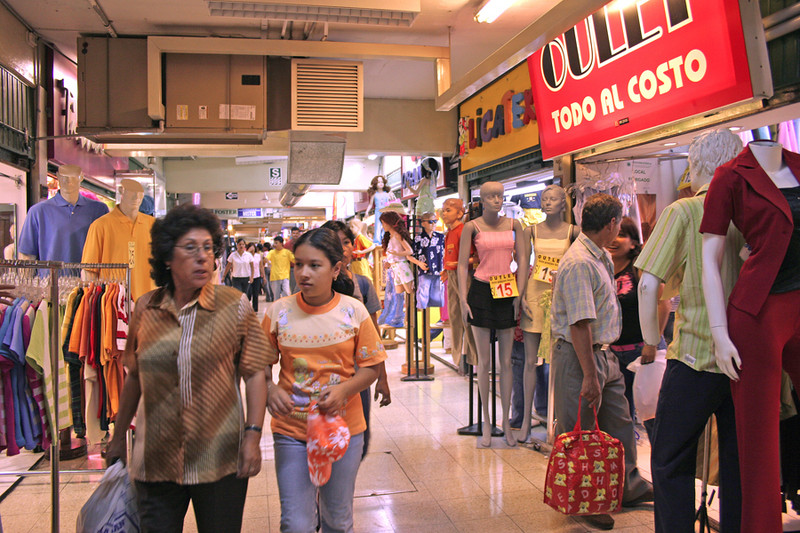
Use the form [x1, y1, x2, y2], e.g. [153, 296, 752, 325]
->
[223, 238, 254, 295]
[248, 243, 265, 312]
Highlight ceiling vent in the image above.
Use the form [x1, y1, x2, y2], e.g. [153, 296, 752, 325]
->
[287, 134, 346, 184]
[292, 59, 363, 132]
[206, 1, 419, 26]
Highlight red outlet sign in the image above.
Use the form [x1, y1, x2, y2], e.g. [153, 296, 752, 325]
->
[527, 0, 771, 160]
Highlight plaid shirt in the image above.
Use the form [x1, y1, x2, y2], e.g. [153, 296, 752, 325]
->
[124, 284, 273, 484]
[551, 232, 621, 345]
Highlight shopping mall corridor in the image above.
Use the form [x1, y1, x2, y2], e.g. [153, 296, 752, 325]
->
[0, 299, 659, 533]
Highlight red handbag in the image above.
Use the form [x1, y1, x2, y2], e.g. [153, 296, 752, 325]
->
[543, 399, 625, 515]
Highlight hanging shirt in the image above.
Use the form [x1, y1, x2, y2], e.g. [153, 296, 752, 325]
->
[0, 301, 19, 455]
[18, 192, 109, 264]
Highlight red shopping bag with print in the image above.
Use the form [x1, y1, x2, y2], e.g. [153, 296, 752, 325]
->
[543, 399, 625, 515]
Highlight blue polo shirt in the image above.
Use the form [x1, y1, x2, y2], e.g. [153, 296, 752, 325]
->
[19, 192, 109, 262]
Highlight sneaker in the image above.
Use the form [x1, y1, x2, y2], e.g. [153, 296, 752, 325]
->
[580, 514, 614, 530]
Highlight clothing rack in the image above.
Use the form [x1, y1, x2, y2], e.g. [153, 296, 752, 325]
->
[0, 260, 131, 533]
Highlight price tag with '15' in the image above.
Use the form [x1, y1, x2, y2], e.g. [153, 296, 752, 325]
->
[490, 273, 518, 299]
[533, 254, 560, 284]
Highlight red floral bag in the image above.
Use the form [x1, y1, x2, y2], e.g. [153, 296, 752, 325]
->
[543, 399, 625, 515]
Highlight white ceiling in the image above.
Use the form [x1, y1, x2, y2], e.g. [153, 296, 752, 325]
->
[6, 0, 560, 100]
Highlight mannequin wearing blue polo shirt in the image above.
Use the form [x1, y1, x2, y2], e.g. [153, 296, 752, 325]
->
[19, 164, 109, 263]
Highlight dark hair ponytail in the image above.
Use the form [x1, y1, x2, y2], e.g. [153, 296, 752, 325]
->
[294, 228, 354, 297]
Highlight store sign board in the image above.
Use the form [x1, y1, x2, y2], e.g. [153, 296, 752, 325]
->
[212, 209, 238, 218]
[238, 208, 263, 218]
[458, 62, 539, 173]
[527, 0, 772, 160]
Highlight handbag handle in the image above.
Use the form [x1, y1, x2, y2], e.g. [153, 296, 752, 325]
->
[573, 395, 601, 433]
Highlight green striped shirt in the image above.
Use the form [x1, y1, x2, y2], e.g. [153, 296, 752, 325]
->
[634, 185, 744, 373]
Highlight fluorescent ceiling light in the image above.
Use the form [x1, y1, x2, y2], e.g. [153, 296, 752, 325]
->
[474, 0, 516, 23]
[207, 1, 420, 26]
[663, 142, 677, 147]
[728, 126, 742, 131]
[367, 153, 378, 160]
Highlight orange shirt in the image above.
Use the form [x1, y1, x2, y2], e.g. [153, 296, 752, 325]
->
[81, 207, 156, 301]
[262, 292, 387, 441]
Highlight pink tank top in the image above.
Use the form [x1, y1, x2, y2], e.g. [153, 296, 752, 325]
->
[473, 219, 515, 282]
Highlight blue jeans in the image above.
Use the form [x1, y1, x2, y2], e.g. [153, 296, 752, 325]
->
[510, 340, 549, 427]
[270, 278, 291, 301]
[274, 432, 364, 533]
[378, 270, 405, 327]
[416, 273, 443, 309]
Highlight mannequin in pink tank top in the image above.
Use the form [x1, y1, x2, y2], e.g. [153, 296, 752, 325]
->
[458, 181, 529, 447]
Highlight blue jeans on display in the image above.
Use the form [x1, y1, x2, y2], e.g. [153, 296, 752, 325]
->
[510, 340, 550, 427]
[270, 278, 291, 301]
[416, 274, 443, 309]
[273, 432, 364, 533]
[509, 340, 525, 427]
[378, 270, 405, 328]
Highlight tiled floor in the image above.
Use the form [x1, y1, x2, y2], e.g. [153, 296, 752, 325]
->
[0, 297, 795, 532]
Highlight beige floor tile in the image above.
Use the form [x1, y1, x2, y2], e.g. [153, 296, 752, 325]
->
[510, 510, 587, 533]
[353, 504, 394, 532]
[490, 488, 551, 516]
[241, 517, 271, 532]
[473, 469, 535, 495]
[384, 501, 452, 529]
[437, 494, 504, 522]
[1, 513, 39, 533]
[242, 495, 269, 520]
[396, 523, 459, 533]
[452, 515, 524, 532]
[421, 474, 486, 501]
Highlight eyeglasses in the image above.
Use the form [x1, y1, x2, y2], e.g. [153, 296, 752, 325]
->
[176, 243, 215, 256]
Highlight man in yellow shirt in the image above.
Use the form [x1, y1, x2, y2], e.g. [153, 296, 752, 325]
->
[267, 236, 295, 300]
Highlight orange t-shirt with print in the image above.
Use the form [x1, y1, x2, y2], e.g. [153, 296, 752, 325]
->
[262, 292, 387, 441]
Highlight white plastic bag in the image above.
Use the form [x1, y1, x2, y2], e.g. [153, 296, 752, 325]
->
[626, 349, 667, 421]
[76, 461, 140, 533]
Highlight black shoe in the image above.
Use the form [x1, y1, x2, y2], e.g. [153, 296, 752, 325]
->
[580, 514, 614, 530]
[622, 486, 655, 507]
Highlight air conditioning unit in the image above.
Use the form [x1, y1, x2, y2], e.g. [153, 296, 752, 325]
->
[267, 58, 363, 133]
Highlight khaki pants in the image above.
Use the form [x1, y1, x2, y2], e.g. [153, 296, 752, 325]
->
[551, 339, 651, 503]
[446, 270, 477, 366]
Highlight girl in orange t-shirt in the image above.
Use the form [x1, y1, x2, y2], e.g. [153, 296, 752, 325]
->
[263, 228, 387, 532]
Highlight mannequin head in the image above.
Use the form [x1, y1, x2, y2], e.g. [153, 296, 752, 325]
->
[420, 157, 440, 180]
[688, 130, 743, 192]
[118, 179, 145, 220]
[441, 198, 465, 228]
[58, 165, 84, 204]
[419, 212, 437, 236]
[349, 218, 366, 236]
[478, 181, 504, 215]
[368, 175, 390, 194]
[540, 184, 567, 218]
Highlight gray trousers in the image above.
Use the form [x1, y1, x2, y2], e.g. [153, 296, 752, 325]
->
[446, 270, 477, 366]
[551, 339, 651, 503]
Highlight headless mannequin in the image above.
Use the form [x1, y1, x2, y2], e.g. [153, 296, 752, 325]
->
[458, 181, 529, 447]
[703, 141, 799, 378]
[518, 185, 577, 442]
[702, 140, 800, 532]
[84, 179, 145, 282]
[19, 165, 83, 261]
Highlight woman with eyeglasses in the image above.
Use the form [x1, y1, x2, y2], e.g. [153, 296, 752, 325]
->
[105, 204, 273, 532]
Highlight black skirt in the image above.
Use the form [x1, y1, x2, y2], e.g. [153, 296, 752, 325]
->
[467, 279, 517, 330]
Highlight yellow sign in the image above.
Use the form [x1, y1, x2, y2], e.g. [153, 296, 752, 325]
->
[533, 254, 560, 284]
[490, 273, 519, 299]
[459, 61, 540, 172]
